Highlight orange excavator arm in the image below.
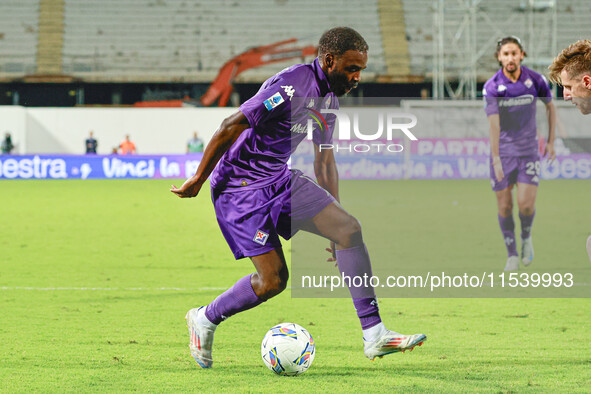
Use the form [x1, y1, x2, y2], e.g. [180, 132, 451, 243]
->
[200, 38, 317, 107]
[133, 39, 316, 108]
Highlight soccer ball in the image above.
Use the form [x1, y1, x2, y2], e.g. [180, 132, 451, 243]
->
[261, 322, 315, 376]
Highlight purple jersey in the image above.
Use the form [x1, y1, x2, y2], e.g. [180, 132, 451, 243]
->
[483, 65, 552, 157]
[210, 58, 338, 191]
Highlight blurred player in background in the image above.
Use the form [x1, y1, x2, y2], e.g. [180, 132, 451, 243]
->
[171, 27, 426, 368]
[483, 36, 555, 271]
[548, 39, 591, 262]
[119, 134, 136, 155]
[85, 131, 97, 154]
[187, 131, 204, 153]
[1, 132, 14, 154]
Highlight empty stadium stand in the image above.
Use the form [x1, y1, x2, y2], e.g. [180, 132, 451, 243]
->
[0, 0, 40, 77]
[1, 0, 589, 86]
[60, 0, 387, 82]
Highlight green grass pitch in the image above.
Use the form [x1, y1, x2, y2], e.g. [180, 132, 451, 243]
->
[0, 179, 589, 392]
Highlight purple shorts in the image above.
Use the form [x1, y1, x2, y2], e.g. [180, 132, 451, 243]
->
[212, 169, 335, 259]
[490, 154, 540, 191]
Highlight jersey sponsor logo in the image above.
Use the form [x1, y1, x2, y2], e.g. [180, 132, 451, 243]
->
[253, 229, 269, 245]
[524, 78, 533, 88]
[263, 92, 284, 111]
[290, 123, 308, 134]
[281, 85, 295, 101]
[498, 94, 534, 107]
[498, 85, 507, 92]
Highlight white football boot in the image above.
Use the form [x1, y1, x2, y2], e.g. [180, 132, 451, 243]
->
[364, 328, 427, 360]
[185, 307, 216, 368]
[521, 236, 534, 266]
[504, 255, 520, 271]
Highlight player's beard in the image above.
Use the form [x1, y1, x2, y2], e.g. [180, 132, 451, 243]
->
[574, 98, 591, 115]
[329, 71, 357, 97]
[504, 62, 518, 75]
[571, 87, 591, 114]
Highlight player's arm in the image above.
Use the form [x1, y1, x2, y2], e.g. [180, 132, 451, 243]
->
[314, 144, 340, 262]
[313, 144, 340, 202]
[487, 114, 504, 182]
[543, 101, 556, 162]
[171, 111, 250, 198]
[538, 74, 556, 161]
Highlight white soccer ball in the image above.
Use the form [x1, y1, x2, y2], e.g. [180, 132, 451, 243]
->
[261, 322, 315, 376]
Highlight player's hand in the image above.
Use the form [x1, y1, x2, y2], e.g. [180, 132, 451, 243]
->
[325, 241, 337, 266]
[170, 177, 202, 198]
[544, 142, 556, 163]
[492, 156, 504, 182]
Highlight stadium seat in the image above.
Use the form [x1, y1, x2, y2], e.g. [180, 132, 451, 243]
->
[0, 0, 39, 77]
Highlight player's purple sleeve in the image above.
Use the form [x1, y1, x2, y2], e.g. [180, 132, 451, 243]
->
[239, 78, 292, 128]
[483, 81, 499, 116]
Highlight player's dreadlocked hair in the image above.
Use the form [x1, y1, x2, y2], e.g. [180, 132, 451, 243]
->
[548, 39, 591, 85]
[318, 27, 368, 58]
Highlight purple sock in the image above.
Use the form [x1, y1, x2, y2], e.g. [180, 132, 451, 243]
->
[498, 214, 518, 257]
[519, 211, 535, 239]
[205, 274, 263, 325]
[336, 244, 381, 330]
[353, 298, 381, 330]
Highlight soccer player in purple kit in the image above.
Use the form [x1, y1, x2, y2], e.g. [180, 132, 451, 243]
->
[171, 27, 426, 368]
[483, 36, 556, 271]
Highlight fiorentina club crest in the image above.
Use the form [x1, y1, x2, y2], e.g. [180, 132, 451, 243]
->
[524, 78, 533, 88]
[253, 229, 269, 245]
